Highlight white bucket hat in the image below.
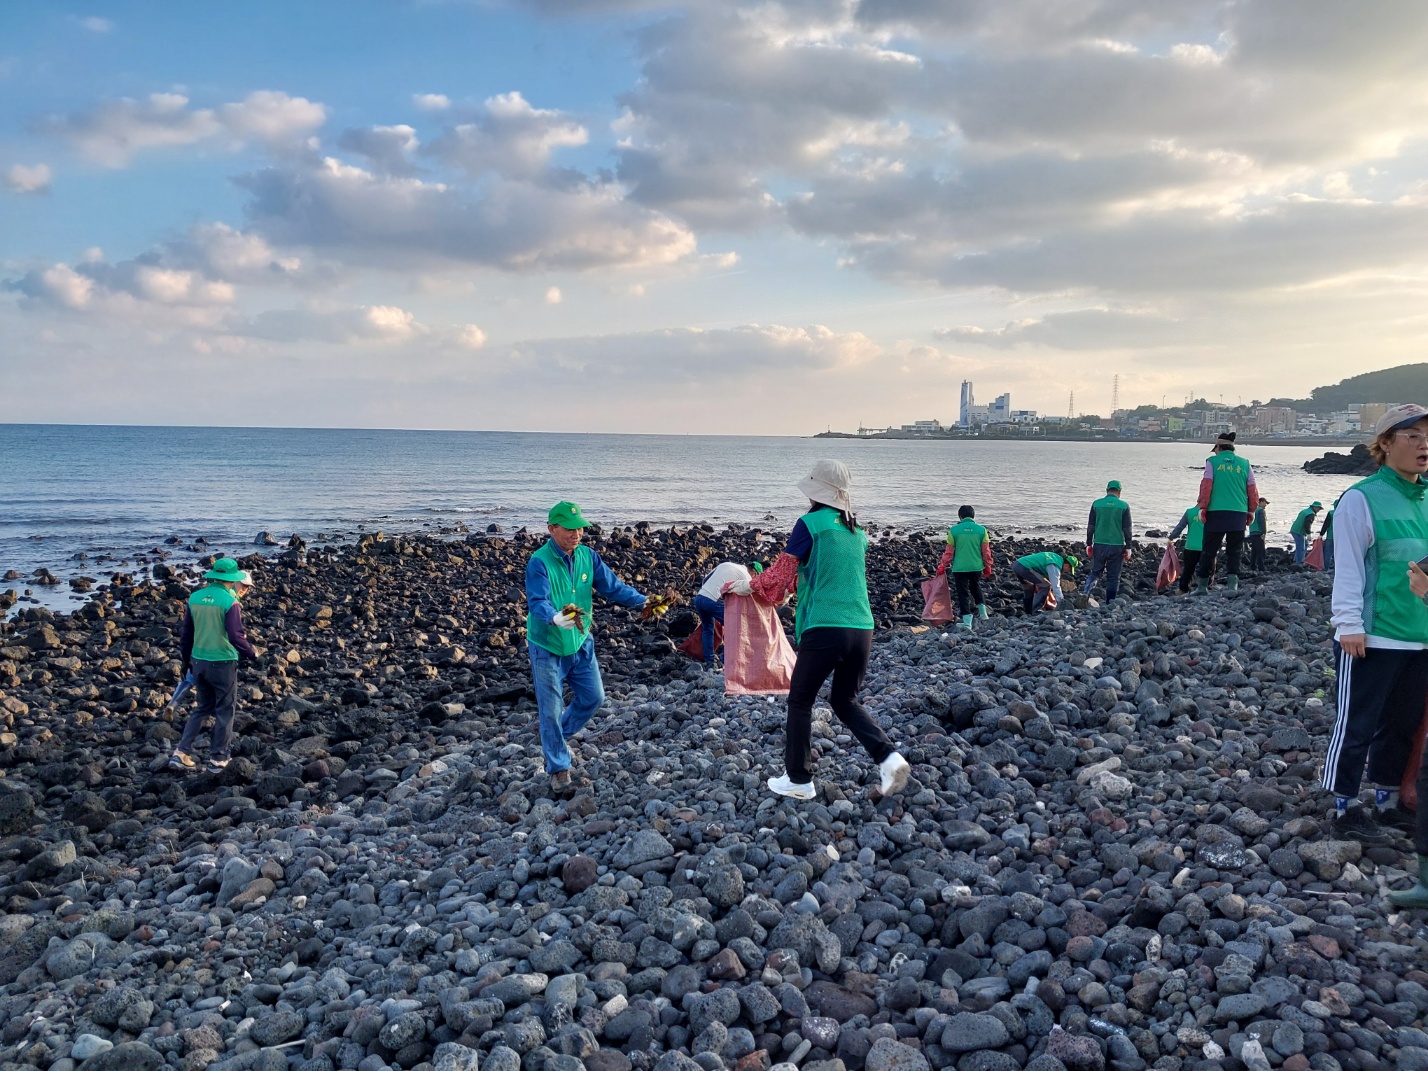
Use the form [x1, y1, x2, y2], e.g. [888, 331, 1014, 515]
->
[798, 459, 853, 512]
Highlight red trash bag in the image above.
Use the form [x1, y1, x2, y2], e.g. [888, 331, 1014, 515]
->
[722, 594, 797, 696]
[1402, 700, 1428, 811]
[1305, 538, 1326, 570]
[678, 620, 724, 659]
[921, 574, 955, 625]
[1156, 543, 1180, 593]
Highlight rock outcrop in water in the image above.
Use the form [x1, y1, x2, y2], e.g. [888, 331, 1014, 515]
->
[1301, 444, 1376, 476]
[0, 528, 1423, 1071]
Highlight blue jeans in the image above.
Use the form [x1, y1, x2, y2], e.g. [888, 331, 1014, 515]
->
[177, 658, 238, 761]
[1293, 532, 1307, 564]
[528, 637, 605, 774]
[693, 594, 725, 663]
[1082, 545, 1125, 601]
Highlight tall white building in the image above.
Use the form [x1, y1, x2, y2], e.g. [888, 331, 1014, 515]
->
[959, 381, 976, 427]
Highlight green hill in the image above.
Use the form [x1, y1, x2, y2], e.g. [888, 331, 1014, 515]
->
[1269, 362, 1428, 412]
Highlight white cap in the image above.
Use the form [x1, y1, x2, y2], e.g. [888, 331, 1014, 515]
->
[1374, 403, 1428, 437]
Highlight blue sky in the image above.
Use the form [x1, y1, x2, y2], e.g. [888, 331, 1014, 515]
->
[5, 1, 1428, 431]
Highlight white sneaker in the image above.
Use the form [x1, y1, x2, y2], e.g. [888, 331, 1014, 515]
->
[767, 773, 816, 800]
[879, 752, 911, 796]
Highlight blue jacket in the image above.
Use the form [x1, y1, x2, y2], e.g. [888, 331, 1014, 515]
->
[525, 544, 645, 627]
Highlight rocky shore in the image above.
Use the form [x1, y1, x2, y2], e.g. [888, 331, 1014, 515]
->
[1, 525, 1424, 1071]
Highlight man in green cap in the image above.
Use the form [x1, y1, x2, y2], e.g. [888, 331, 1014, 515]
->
[1291, 501, 1323, 564]
[1083, 480, 1133, 602]
[1011, 551, 1077, 614]
[526, 501, 648, 792]
[168, 557, 257, 772]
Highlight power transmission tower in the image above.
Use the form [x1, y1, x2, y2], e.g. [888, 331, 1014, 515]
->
[1068, 391, 1075, 420]
[1111, 375, 1120, 413]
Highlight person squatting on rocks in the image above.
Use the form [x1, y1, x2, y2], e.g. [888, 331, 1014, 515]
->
[729, 459, 910, 801]
[692, 560, 758, 664]
[168, 558, 257, 773]
[1011, 550, 1076, 614]
[1248, 497, 1269, 572]
[1193, 431, 1258, 594]
[1291, 501, 1323, 565]
[525, 500, 647, 794]
[1167, 502, 1205, 594]
[1319, 405, 1428, 850]
[935, 504, 993, 631]
[1083, 479, 1133, 603]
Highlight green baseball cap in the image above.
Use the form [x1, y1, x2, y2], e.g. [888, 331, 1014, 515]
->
[547, 501, 592, 529]
[1106, 480, 1121, 491]
[1064, 555, 1080, 572]
[203, 557, 252, 584]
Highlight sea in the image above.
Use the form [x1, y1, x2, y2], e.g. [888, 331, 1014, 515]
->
[2, 424, 1361, 614]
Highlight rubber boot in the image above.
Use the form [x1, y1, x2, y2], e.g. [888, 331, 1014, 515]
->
[976, 603, 989, 620]
[1389, 854, 1428, 909]
[958, 614, 974, 631]
[1191, 577, 1210, 596]
[1226, 575, 1239, 591]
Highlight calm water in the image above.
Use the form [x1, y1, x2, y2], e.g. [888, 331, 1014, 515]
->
[2, 424, 1360, 610]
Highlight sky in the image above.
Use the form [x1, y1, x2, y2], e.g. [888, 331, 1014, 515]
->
[4, 0, 1428, 434]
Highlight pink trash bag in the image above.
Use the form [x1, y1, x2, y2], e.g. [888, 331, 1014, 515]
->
[723, 594, 797, 696]
[921, 574, 955, 625]
[678, 620, 723, 659]
[1305, 538, 1326, 570]
[1156, 543, 1180, 593]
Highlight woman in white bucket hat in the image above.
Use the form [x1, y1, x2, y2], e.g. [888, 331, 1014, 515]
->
[730, 459, 910, 800]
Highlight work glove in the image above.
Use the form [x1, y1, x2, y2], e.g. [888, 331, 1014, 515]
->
[724, 579, 754, 597]
[552, 612, 579, 630]
[1123, 549, 1132, 561]
[935, 564, 946, 576]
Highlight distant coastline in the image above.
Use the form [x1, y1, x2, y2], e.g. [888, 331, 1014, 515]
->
[813, 429, 1365, 447]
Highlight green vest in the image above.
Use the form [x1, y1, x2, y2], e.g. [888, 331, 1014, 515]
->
[1249, 507, 1266, 536]
[527, 541, 595, 656]
[1016, 551, 1064, 576]
[1206, 452, 1252, 512]
[189, 583, 240, 662]
[1356, 468, 1428, 643]
[795, 509, 875, 640]
[1091, 495, 1129, 546]
[946, 519, 989, 573]
[1180, 507, 1204, 553]
[1291, 507, 1317, 536]
[1322, 510, 1335, 539]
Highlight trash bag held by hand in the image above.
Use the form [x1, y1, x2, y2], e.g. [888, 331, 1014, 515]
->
[723, 594, 797, 696]
[1156, 543, 1180, 592]
[1305, 538, 1326, 570]
[920, 574, 955, 625]
[168, 669, 196, 709]
[678, 620, 724, 659]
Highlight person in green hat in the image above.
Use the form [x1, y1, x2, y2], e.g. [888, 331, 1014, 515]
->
[1011, 551, 1077, 614]
[1247, 497, 1269, 571]
[935, 504, 993, 630]
[1083, 480, 1133, 602]
[168, 557, 257, 772]
[526, 501, 648, 793]
[1192, 431, 1258, 593]
[1291, 501, 1323, 564]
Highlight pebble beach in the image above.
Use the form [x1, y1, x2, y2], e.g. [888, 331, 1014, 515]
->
[0, 523, 1422, 1071]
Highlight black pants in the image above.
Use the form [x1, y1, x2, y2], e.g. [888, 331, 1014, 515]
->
[952, 572, 983, 617]
[1321, 645, 1428, 808]
[1012, 562, 1055, 612]
[1248, 534, 1266, 570]
[177, 659, 239, 760]
[785, 627, 893, 784]
[1178, 549, 1202, 593]
[1197, 529, 1244, 579]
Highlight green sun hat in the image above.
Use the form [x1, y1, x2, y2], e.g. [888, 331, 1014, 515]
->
[203, 557, 252, 584]
[1311, 501, 1323, 509]
[1106, 480, 1122, 491]
[548, 501, 592, 529]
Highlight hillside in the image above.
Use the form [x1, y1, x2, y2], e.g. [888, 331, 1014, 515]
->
[1269, 362, 1428, 411]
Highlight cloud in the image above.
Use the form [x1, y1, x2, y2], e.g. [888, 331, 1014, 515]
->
[236, 156, 698, 272]
[247, 303, 427, 344]
[413, 93, 452, 112]
[337, 124, 421, 175]
[77, 15, 114, 33]
[937, 308, 1183, 350]
[455, 323, 487, 349]
[3, 163, 52, 193]
[545, 286, 563, 304]
[46, 90, 325, 166]
[424, 92, 588, 180]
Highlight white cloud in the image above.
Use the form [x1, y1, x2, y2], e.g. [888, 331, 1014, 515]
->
[3, 163, 52, 193]
[46, 90, 325, 166]
[424, 92, 588, 180]
[337, 124, 421, 175]
[248, 303, 427, 344]
[413, 93, 451, 112]
[456, 323, 487, 349]
[78, 16, 113, 33]
[545, 286, 563, 304]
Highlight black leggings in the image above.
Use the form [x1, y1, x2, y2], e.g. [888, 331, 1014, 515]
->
[1197, 529, 1244, 579]
[785, 627, 893, 783]
[1179, 549, 1202, 593]
[952, 572, 983, 616]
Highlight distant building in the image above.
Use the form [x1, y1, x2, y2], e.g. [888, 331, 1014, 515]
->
[958, 386, 1036, 428]
[1355, 402, 1390, 429]
[959, 381, 976, 428]
[1251, 406, 1296, 434]
[899, 419, 946, 435]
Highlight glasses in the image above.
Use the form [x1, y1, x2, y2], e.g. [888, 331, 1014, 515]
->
[1397, 431, 1428, 446]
